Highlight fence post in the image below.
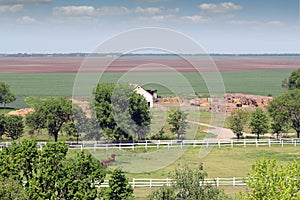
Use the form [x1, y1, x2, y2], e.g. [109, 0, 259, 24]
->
[216, 177, 219, 187]
[233, 177, 235, 187]
[294, 139, 297, 147]
[268, 139, 271, 148]
[218, 140, 221, 148]
[81, 145, 83, 151]
[150, 178, 152, 188]
[231, 140, 233, 148]
[193, 140, 196, 148]
[40, 144, 43, 151]
[145, 140, 148, 150]
[206, 141, 209, 148]
[281, 139, 284, 147]
[244, 139, 246, 147]
[132, 178, 135, 189]
[132, 141, 134, 150]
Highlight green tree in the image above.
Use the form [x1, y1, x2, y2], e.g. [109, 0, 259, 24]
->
[282, 68, 300, 90]
[84, 116, 104, 141]
[94, 82, 123, 141]
[149, 164, 228, 200]
[0, 82, 16, 108]
[268, 97, 290, 138]
[0, 140, 106, 199]
[249, 108, 269, 140]
[26, 97, 73, 142]
[63, 104, 88, 143]
[239, 159, 300, 200]
[268, 89, 300, 138]
[167, 109, 188, 140]
[228, 109, 248, 139]
[129, 92, 151, 139]
[57, 152, 106, 200]
[0, 176, 29, 200]
[0, 114, 5, 139]
[103, 169, 134, 200]
[4, 115, 24, 140]
[0, 140, 39, 188]
[94, 83, 151, 141]
[25, 109, 45, 135]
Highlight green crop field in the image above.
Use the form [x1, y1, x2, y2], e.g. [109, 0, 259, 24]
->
[0, 70, 291, 102]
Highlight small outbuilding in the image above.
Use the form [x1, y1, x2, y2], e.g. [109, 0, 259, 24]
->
[133, 85, 157, 108]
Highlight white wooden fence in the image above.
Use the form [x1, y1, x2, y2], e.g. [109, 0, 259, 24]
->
[0, 139, 299, 151]
[96, 177, 247, 188]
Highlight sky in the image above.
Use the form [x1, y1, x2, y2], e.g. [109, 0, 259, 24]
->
[0, 0, 300, 53]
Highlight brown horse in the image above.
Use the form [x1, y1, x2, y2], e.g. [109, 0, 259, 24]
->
[101, 154, 116, 165]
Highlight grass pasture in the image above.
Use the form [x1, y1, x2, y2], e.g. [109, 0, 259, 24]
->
[68, 145, 300, 199]
[79, 145, 300, 179]
[0, 70, 292, 98]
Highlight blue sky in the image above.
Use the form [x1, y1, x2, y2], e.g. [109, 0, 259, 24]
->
[0, 0, 299, 53]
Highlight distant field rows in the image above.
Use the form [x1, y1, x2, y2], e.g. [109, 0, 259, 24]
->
[0, 70, 291, 98]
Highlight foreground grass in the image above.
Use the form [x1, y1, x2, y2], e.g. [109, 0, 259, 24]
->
[133, 186, 247, 199]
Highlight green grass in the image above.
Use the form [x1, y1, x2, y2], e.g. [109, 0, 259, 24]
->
[82, 145, 300, 179]
[0, 70, 292, 97]
[76, 145, 299, 199]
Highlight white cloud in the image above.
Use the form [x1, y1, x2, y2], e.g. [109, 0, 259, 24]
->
[200, 2, 242, 13]
[151, 14, 175, 22]
[181, 15, 212, 23]
[53, 6, 132, 17]
[17, 15, 37, 24]
[135, 6, 162, 15]
[267, 20, 282, 26]
[229, 20, 257, 25]
[96, 6, 131, 15]
[0, 0, 52, 4]
[137, 0, 169, 3]
[53, 6, 95, 17]
[168, 7, 180, 13]
[0, 4, 23, 12]
[53, 5, 177, 17]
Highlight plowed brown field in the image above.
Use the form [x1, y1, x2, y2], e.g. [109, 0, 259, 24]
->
[0, 56, 299, 73]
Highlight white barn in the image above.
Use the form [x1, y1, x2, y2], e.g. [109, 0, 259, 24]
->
[133, 85, 157, 108]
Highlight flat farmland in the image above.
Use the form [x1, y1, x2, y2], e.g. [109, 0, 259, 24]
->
[0, 56, 298, 96]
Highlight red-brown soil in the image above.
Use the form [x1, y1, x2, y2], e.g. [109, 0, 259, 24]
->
[0, 56, 299, 73]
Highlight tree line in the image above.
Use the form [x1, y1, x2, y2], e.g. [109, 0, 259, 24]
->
[229, 68, 300, 139]
[1, 82, 189, 142]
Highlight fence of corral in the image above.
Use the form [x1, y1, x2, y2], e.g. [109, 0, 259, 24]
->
[97, 177, 247, 188]
[0, 139, 300, 151]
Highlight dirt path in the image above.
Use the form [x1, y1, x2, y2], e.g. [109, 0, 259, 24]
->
[187, 120, 235, 140]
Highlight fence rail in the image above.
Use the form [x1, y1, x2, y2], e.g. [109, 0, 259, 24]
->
[97, 177, 247, 188]
[0, 139, 299, 151]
